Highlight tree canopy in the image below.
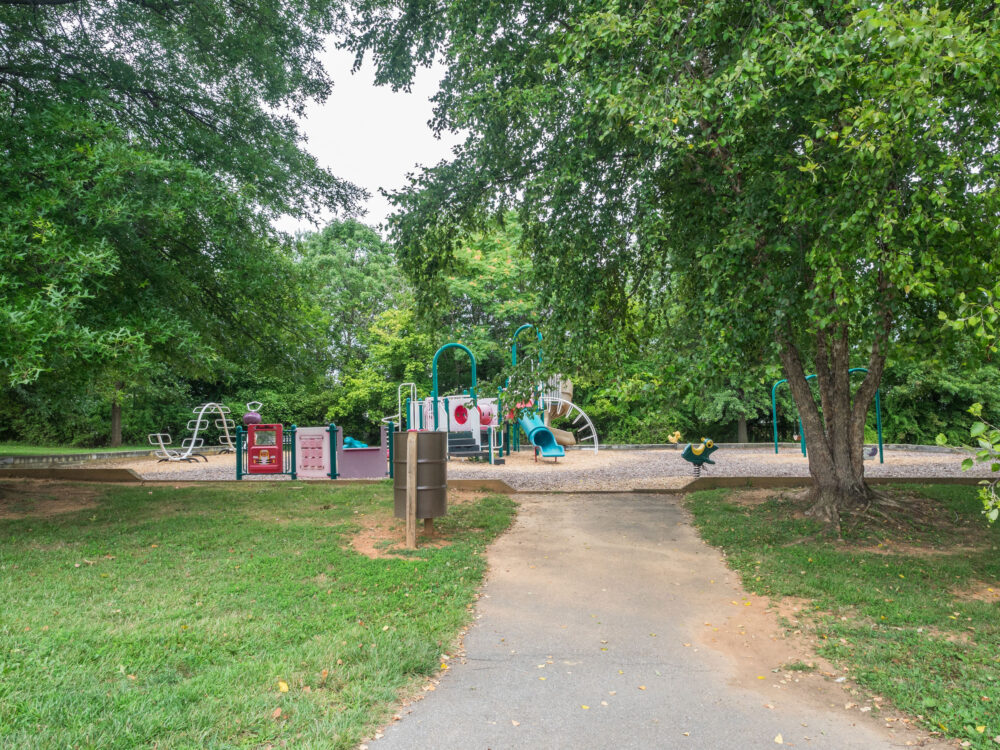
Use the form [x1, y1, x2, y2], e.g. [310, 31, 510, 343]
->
[344, 0, 1000, 525]
[1, 0, 362, 390]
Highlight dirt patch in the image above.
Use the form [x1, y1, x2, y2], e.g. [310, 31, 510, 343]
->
[699, 592, 947, 746]
[852, 541, 983, 557]
[350, 489, 486, 559]
[729, 487, 811, 508]
[0, 480, 101, 519]
[951, 581, 1000, 603]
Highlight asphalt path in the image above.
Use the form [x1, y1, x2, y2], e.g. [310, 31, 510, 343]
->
[370, 493, 937, 750]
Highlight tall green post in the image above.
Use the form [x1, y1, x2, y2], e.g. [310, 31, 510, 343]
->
[327, 423, 339, 479]
[236, 425, 243, 480]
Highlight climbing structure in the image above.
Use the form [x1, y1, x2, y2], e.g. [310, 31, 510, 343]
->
[148, 402, 234, 462]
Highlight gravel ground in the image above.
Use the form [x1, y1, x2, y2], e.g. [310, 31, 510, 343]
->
[92, 446, 990, 490]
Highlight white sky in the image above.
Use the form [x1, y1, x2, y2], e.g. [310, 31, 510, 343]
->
[273, 46, 462, 236]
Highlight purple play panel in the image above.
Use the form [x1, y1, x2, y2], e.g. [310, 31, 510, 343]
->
[337, 426, 388, 479]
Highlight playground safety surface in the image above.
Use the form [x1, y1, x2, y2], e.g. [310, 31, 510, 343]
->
[72, 445, 995, 489]
[365, 492, 948, 749]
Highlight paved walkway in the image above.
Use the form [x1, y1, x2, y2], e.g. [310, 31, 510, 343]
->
[371, 493, 938, 749]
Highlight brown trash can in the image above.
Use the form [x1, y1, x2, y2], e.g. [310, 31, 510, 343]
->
[393, 431, 447, 519]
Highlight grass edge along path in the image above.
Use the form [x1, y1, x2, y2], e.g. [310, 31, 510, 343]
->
[684, 485, 1000, 749]
[0, 480, 516, 749]
[0, 442, 153, 456]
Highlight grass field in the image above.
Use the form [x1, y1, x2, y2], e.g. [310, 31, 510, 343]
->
[0, 442, 152, 456]
[686, 484, 1000, 748]
[0, 480, 516, 749]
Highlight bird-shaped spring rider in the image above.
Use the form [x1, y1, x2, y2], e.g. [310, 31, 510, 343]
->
[668, 430, 682, 445]
[681, 438, 718, 478]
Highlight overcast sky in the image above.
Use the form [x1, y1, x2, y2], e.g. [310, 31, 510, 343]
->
[273, 46, 462, 236]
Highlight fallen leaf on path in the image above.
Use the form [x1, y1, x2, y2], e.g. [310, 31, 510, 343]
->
[638, 686, 646, 691]
[278, 681, 289, 693]
[511, 720, 520, 727]
[774, 734, 783, 744]
[581, 705, 589, 710]
[272, 708, 282, 720]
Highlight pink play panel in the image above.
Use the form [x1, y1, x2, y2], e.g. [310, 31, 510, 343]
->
[295, 426, 331, 479]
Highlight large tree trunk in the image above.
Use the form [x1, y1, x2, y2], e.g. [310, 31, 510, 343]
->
[111, 383, 123, 448]
[777, 324, 887, 531]
[737, 415, 748, 443]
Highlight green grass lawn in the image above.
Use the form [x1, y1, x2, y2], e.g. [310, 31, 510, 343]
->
[0, 480, 516, 748]
[0, 442, 152, 456]
[686, 484, 1000, 748]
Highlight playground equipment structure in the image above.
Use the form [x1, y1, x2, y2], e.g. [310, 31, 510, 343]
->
[386, 328, 599, 472]
[235, 423, 389, 480]
[148, 402, 236, 462]
[770, 368, 884, 463]
[681, 438, 718, 477]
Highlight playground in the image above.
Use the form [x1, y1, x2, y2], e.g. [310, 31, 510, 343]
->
[3, 323, 997, 749]
[90, 442, 991, 489]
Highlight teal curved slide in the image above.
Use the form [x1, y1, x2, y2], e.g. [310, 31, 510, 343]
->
[518, 413, 566, 458]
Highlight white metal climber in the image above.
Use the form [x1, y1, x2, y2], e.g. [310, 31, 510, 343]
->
[147, 402, 231, 462]
[537, 395, 600, 453]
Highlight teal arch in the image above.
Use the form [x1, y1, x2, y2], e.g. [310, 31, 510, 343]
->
[770, 368, 883, 463]
[512, 323, 542, 366]
[431, 343, 477, 430]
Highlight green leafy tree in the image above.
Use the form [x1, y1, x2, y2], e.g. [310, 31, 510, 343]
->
[2, 0, 362, 440]
[345, 0, 1000, 528]
[938, 286, 1000, 522]
[298, 220, 410, 368]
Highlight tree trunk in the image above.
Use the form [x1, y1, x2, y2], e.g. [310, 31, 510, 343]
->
[777, 327, 887, 531]
[111, 383, 123, 448]
[737, 415, 748, 443]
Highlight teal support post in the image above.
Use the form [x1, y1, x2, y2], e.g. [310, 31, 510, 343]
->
[289, 424, 297, 480]
[327, 423, 339, 479]
[770, 380, 784, 454]
[236, 426, 244, 480]
[431, 342, 478, 430]
[404, 398, 410, 431]
[388, 421, 394, 478]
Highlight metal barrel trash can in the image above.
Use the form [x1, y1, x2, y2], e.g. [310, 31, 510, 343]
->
[393, 431, 448, 519]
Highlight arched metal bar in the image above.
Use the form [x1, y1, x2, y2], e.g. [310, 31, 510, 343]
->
[431, 343, 478, 430]
[511, 323, 543, 366]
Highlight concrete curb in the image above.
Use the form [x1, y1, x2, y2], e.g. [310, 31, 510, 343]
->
[0, 468, 144, 482]
[1, 470, 980, 493]
[1, 447, 231, 467]
[0, 470, 518, 494]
